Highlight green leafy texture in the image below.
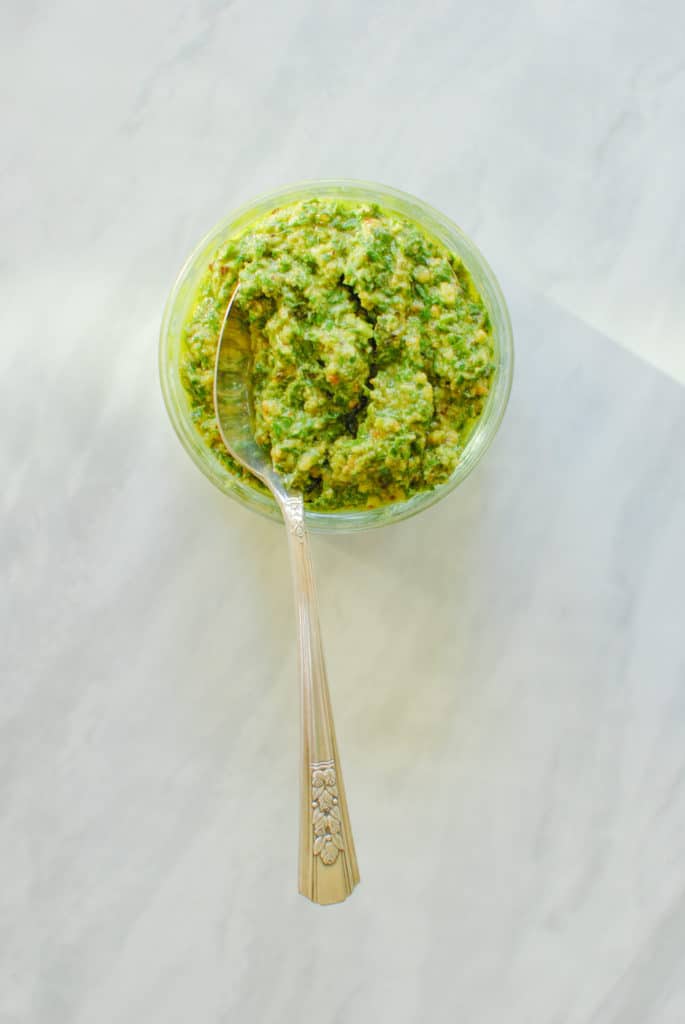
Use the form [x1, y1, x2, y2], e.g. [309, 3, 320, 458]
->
[180, 199, 495, 511]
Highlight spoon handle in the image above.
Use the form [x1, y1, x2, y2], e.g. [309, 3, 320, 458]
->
[278, 494, 360, 905]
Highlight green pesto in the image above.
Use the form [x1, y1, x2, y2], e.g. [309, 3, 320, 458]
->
[181, 198, 495, 511]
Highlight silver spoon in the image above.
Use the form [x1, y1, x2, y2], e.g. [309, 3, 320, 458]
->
[213, 283, 360, 905]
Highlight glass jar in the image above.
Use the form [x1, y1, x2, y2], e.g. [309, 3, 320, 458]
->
[159, 179, 514, 533]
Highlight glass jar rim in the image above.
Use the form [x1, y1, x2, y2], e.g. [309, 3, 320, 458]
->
[159, 178, 514, 533]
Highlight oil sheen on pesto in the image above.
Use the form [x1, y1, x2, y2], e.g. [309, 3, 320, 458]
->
[181, 198, 495, 511]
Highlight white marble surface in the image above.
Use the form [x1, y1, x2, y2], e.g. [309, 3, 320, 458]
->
[5, 0, 685, 382]
[3, 2, 685, 1022]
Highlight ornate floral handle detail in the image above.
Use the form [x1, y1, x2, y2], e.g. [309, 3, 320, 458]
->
[278, 495, 360, 905]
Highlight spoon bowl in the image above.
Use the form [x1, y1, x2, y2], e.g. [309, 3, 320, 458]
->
[212, 284, 282, 495]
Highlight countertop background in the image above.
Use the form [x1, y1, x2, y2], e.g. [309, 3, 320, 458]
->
[3, 2, 685, 1022]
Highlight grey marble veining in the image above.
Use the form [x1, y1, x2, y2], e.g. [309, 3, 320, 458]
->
[5, 284, 685, 1022]
[4, 0, 684, 380]
[3, 1, 685, 1022]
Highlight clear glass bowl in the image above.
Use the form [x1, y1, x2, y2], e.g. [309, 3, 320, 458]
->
[159, 179, 514, 533]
